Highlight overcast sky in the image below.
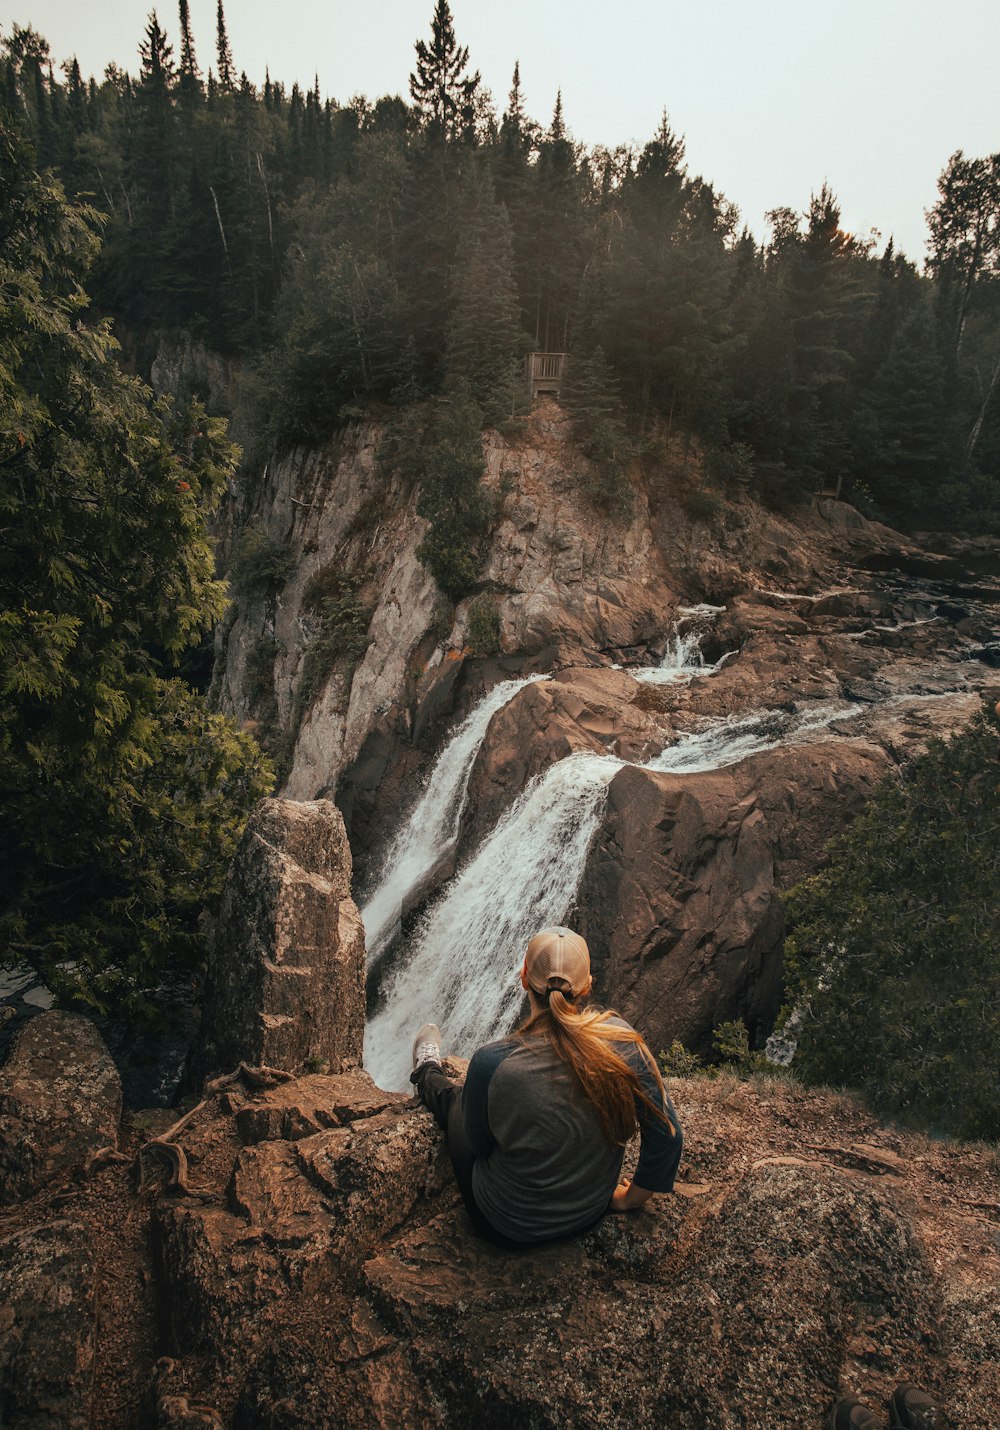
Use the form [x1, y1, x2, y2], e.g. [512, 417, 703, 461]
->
[11, 0, 999, 261]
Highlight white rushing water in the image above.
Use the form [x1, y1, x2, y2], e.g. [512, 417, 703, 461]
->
[361, 674, 548, 965]
[364, 750, 620, 1091]
[634, 603, 734, 685]
[364, 694, 865, 1090]
[648, 699, 863, 775]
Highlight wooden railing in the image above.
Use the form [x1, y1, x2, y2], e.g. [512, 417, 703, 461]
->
[526, 352, 567, 397]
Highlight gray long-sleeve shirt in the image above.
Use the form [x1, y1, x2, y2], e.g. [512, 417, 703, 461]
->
[463, 1017, 683, 1244]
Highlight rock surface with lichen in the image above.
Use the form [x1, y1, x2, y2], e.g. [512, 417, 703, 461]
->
[191, 798, 365, 1082]
[0, 1011, 122, 1205]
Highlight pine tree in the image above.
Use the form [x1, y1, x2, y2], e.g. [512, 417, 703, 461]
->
[415, 383, 493, 598]
[527, 93, 586, 350]
[215, 0, 234, 92]
[865, 302, 948, 513]
[445, 171, 526, 420]
[782, 699, 1000, 1141]
[927, 150, 1000, 362]
[779, 184, 859, 490]
[177, 0, 203, 106]
[115, 11, 177, 323]
[560, 346, 634, 514]
[409, 0, 480, 142]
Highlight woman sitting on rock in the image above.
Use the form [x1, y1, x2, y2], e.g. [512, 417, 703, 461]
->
[410, 926, 682, 1248]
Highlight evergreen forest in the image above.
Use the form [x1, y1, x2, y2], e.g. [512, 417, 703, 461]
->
[3, 1, 999, 531]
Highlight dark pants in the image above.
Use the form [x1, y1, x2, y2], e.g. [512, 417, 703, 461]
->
[411, 1063, 532, 1250]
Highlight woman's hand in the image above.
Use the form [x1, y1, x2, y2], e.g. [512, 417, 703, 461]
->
[609, 1179, 655, 1212]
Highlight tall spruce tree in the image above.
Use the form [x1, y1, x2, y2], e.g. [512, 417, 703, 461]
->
[177, 0, 203, 107]
[215, 0, 234, 92]
[445, 171, 526, 421]
[415, 382, 493, 598]
[409, 0, 480, 142]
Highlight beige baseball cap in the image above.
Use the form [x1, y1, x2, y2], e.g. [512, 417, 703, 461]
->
[524, 927, 591, 996]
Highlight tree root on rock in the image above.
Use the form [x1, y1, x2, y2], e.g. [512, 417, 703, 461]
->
[203, 1061, 295, 1094]
[133, 1063, 294, 1196]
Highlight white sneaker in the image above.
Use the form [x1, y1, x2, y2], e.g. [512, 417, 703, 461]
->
[412, 1023, 443, 1072]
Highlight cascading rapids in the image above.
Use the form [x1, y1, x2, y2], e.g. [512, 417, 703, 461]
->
[361, 675, 548, 965]
[364, 681, 865, 1090]
[364, 751, 619, 1092]
[634, 603, 734, 685]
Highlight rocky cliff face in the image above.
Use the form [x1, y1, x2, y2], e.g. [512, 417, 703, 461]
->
[189, 367, 999, 1069]
[208, 403, 704, 817]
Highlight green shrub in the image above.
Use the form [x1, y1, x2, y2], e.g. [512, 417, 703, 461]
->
[560, 348, 636, 518]
[415, 384, 494, 601]
[292, 572, 372, 726]
[684, 488, 722, 525]
[229, 525, 295, 597]
[467, 594, 501, 657]
[659, 1041, 704, 1078]
[243, 635, 281, 705]
[711, 1020, 767, 1076]
[706, 441, 754, 491]
[781, 699, 1000, 1141]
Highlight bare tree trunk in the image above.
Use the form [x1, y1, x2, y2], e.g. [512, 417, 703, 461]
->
[256, 152, 274, 255]
[964, 347, 1000, 468]
[95, 166, 115, 212]
[209, 185, 233, 278]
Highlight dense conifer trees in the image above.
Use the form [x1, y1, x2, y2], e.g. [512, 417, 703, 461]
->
[1, 4, 997, 529]
[783, 698, 1000, 1141]
[0, 116, 271, 1012]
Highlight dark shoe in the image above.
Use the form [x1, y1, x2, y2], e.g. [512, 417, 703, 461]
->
[411, 1022, 443, 1075]
[826, 1399, 880, 1430]
[889, 1384, 943, 1429]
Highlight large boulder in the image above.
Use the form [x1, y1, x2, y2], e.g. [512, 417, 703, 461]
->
[193, 799, 366, 1080]
[579, 738, 892, 1050]
[145, 1069, 998, 1429]
[0, 1219, 97, 1428]
[0, 1011, 121, 1204]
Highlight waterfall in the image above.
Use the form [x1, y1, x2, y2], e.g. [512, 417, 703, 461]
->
[634, 603, 734, 685]
[363, 751, 620, 1091]
[364, 696, 866, 1089]
[361, 675, 548, 965]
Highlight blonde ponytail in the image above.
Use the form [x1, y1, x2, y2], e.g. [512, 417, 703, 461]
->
[518, 989, 673, 1145]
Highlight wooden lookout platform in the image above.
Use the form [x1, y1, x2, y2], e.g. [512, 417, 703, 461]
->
[526, 352, 567, 401]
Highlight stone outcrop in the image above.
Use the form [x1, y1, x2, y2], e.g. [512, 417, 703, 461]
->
[480, 406, 677, 657]
[0, 1011, 121, 1204]
[215, 403, 683, 811]
[0, 1219, 96, 1429]
[193, 798, 365, 1079]
[456, 665, 673, 857]
[2, 835, 997, 1430]
[579, 739, 894, 1050]
[4, 1064, 992, 1428]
